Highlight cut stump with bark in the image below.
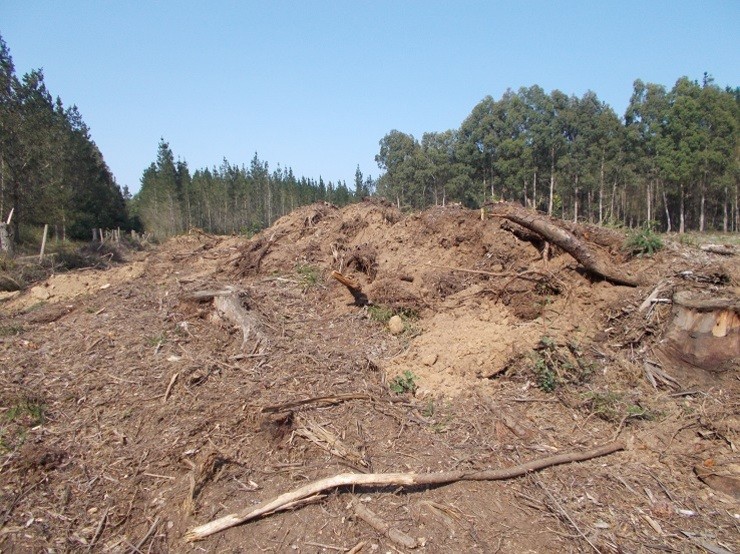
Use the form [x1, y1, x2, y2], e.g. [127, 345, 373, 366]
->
[658, 290, 739, 372]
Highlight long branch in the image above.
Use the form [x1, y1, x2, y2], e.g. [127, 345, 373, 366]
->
[185, 441, 624, 542]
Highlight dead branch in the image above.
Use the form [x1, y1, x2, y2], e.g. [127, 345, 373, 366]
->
[185, 441, 625, 542]
[331, 270, 369, 305]
[700, 244, 735, 256]
[261, 392, 373, 413]
[488, 202, 639, 287]
[353, 502, 417, 549]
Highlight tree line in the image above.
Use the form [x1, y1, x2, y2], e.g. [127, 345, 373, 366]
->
[0, 33, 130, 243]
[3, 24, 736, 243]
[375, 77, 738, 232]
[131, 140, 375, 237]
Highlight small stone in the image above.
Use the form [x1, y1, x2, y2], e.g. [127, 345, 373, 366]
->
[388, 315, 405, 335]
[421, 353, 438, 366]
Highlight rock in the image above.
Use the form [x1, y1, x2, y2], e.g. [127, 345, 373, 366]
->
[421, 353, 438, 366]
[388, 315, 405, 335]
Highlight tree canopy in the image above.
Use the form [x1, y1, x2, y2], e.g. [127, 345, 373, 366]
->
[375, 78, 739, 232]
[0, 33, 129, 242]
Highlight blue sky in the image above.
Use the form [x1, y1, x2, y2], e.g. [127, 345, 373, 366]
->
[1, 1, 738, 194]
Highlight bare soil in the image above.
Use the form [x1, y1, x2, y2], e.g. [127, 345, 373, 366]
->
[1, 200, 738, 553]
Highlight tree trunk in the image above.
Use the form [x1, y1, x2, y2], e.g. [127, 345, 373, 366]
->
[646, 180, 652, 224]
[679, 183, 686, 234]
[598, 158, 605, 225]
[0, 223, 13, 256]
[662, 189, 672, 233]
[573, 175, 579, 223]
[548, 150, 555, 216]
[488, 202, 638, 287]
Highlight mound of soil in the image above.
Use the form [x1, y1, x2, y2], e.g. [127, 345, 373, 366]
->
[1, 204, 738, 553]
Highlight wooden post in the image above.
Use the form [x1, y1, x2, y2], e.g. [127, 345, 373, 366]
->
[92, 228, 98, 242]
[39, 224, 49, 262]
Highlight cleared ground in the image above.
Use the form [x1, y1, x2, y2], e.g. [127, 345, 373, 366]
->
[1, 200, 738, 553]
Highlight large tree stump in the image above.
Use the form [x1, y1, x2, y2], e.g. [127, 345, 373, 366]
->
[659, 291, 739, 372]
[489, 202, 638, 287]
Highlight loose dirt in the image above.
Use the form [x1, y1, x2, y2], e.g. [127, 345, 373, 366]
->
[1, 200, 738, 553]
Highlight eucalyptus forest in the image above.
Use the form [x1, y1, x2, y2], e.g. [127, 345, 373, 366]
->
[0, 30, 737, 243]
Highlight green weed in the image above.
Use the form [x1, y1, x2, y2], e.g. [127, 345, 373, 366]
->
[530, 336, 596, 393]
[581, 391, 655, 423]
[1, 396, 46, 452]
[296, 264, 321, 286]
[368, 304, 395, 324]
[389, 370, 418, 395]
[0, 324, 24, 337]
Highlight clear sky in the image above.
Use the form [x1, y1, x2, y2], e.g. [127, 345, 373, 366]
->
[1, 1, 738, 194]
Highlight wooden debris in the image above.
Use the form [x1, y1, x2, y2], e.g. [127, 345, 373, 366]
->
[260, 392, 373, 413]
[331, 270, 369, 306]
[293, 414, 369, 469]
[700, 244, 735, 256]
[184, 441, 625, 541]
[353, 501, 417, 549]
[163, 372, 179, 403]
[694, 464, 740, 500]
[488, 202, 639, 286]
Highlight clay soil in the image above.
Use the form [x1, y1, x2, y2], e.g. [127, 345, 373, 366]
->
[1, 200, 738, 553]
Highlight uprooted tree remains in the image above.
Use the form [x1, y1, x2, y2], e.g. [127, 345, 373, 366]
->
[489, 202, 639, 287]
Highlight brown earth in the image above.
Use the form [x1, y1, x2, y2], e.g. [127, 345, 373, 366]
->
[1, 200, 738, 553]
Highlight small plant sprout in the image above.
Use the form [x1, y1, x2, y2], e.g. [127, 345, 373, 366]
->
[389, 370, 418, 395]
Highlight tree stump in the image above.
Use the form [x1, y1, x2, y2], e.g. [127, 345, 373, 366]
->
[659, 291, 739, 372]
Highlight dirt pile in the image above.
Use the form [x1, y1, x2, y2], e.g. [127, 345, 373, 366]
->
[1, 202, 738, 553]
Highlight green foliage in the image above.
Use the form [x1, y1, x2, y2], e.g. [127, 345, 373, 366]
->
[132, 146, 375, 239]
[296, 264, 321, 286]
[389, 370, 418, 394]
[581, 391, 655, 423]
[625, 227, 663, 256]
[1, 396, 46, 452]
[0, 33, 132, 244]
[0, 324, 23, 337]
[367, 304, 395, 324]
[146, 332, 167, 347]
[530, 336, 596, 393]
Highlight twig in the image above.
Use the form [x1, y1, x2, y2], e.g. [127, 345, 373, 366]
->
[131, 516, 160, 553]
[536, 478, 600, 553]
[261, 392, 372, 413]
[185, 441, 624, 541]
[353, 502, 417, 549]
[163, 372, 179, 403]
[347, 540, 368, 554]
[87, 507, 109, 552]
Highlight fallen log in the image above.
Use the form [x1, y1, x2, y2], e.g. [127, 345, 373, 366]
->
[699, 243, 735, 256]
[184, 441, 625, 542]
[488, 202, 638, 287]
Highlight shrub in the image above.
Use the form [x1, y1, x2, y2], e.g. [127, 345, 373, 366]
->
[625, 227, 663, 256]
